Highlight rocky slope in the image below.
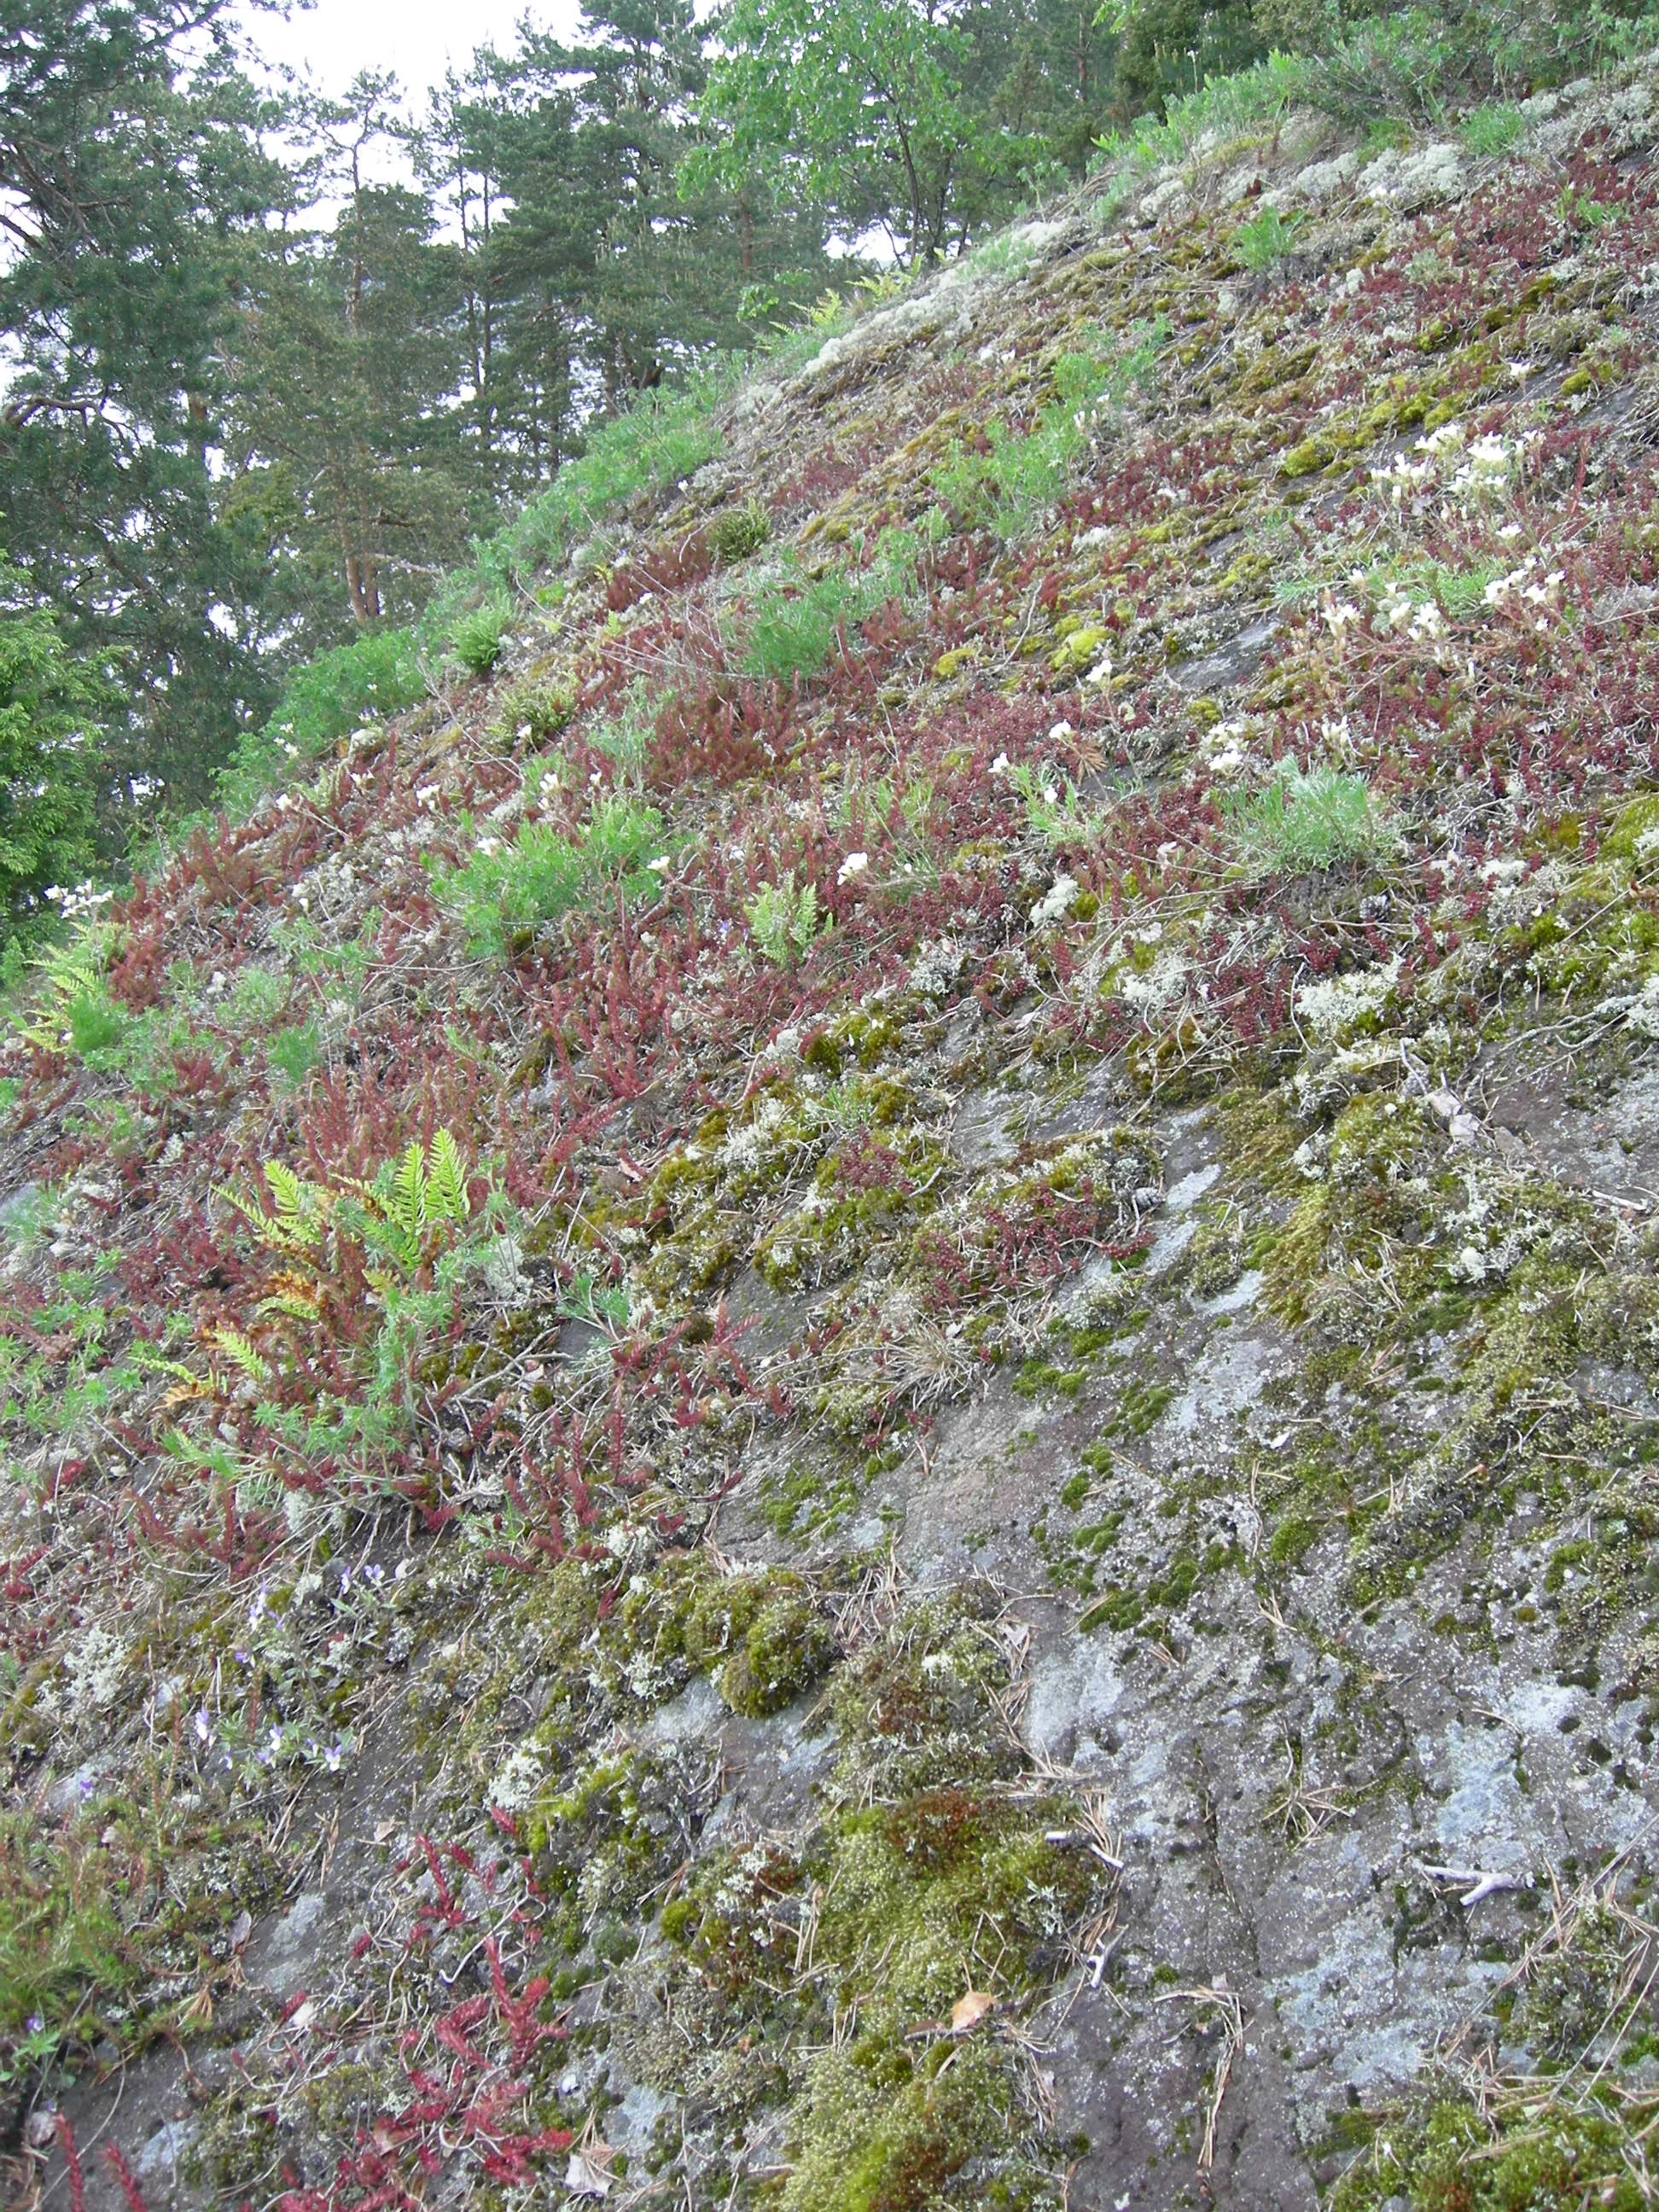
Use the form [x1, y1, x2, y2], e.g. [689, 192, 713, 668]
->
[8, 58, 1659, 2212]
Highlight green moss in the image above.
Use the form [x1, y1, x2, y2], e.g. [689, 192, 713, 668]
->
[1331, 2096, 1645, 2211]
[639, 1069, 935, 1304]
[0, 1815, 138, 2082]
[720, 1587, 836, 1716]
[708, 497, 772, 563]
[1050, 624, 1109, 677]
[652, 1587, 1106, 2209]
[784, 2040, 1027, 2212]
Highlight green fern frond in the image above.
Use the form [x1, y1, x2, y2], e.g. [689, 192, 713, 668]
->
[223, 1167, 324, 1254]
[207, 1325, 272, 1387]
[424, 1129, 469, 1227]
[388, 1141, 427, 1243]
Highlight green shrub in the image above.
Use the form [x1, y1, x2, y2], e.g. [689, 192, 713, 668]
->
[222, 964, 289, 1033]
[1225, 764, 1394, 874]
[1307, 12, 1470, 125]
[268, 1022, 323, 1090]
[67, 989, 125, 1057]
[745, 568, 865, 684]
[436, 795, 670, 956]
[743, 527, 923, 685]
[271, 629, 427, 755]
[1, 1819, 137, 2085]
[492, 672, 577, 747]
[587, 681, 659, 781]
[446, 596, 515, 678]
[1008, 761, 1100, 847]
[212, 628, 428, 823]
[933, 323, 1164, 539]
[1234, 205, 1304, 272]
[1091, 49, 1314, 173]
[1459, 101, 1527, 155]
[428, 369, 735, 628]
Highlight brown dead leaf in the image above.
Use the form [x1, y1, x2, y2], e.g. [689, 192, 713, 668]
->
[564, 2151, 613, 2198]
[950, 1990, 997, 2034]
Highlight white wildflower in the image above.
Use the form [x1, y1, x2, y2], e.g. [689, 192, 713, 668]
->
[1202, 717, 1256, 777]
[837, 852, 870, 885]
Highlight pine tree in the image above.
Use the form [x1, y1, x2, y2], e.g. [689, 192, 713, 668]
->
[224, 74, 481, 634]
[0, 0, 288, 813]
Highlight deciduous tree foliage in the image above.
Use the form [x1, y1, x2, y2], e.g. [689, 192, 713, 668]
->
[0, 562, 103, 949]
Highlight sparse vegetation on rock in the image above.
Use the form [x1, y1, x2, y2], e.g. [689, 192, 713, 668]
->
[17, 44, 1659, 2212]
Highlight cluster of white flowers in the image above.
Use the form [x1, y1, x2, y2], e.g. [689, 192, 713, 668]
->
[1482, 554, 1564, 628]
[1371, 421, 1530, 508]
[1372, 450, 1435, 499]
[1450, 432, 1516, 497]
[836, 850, 870, 885]
[49, 882, 116, 917]
[1377, 585, 1447, 641]
[1200, 716, 1259, 776]
[1324, 573, 1444, 646]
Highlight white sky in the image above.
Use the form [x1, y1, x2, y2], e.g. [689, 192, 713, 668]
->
[236, 0, 583, 117]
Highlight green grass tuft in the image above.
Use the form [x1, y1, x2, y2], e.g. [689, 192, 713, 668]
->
[445, 596, 515, 678]
[1234, 204, 1304, 271]
[435, 795, 671, 956]
[1225, 764, 1394, 874]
